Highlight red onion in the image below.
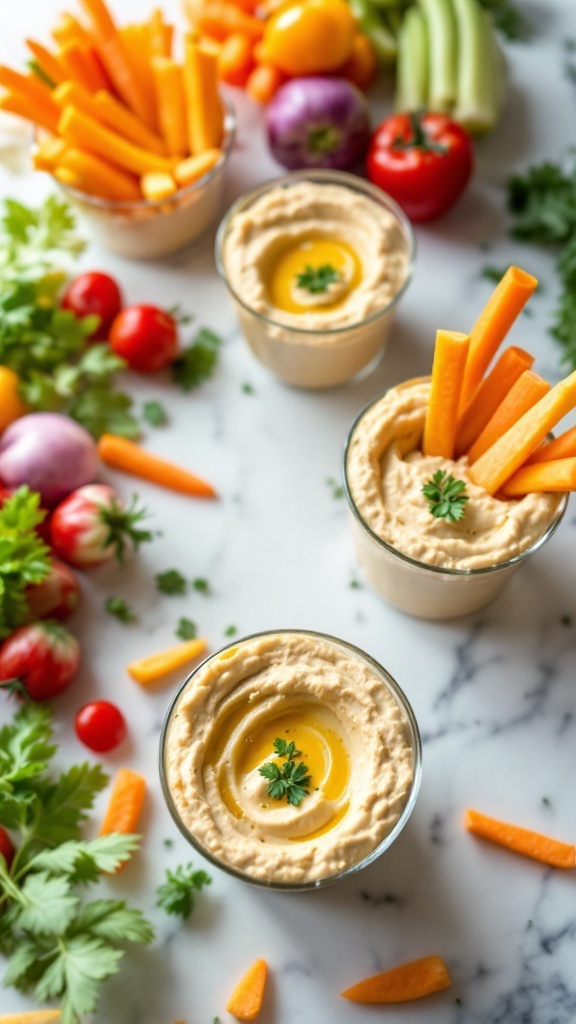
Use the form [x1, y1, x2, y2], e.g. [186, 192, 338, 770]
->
[0, 413, 98, 507]
[265, 77, 371, 171]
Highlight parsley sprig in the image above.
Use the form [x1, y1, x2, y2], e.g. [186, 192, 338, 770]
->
[172, 327, 222, 391]
[422, 470, 469, 523]
[0, 486, 51, 638]
[295, 264, 340, 294]
[259, 738, 311, 807]
[156, 863, 211, 920]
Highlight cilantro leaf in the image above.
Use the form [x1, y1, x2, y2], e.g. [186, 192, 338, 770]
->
[422, 470, 469, 523]
[32, 762, 109, 848]
[70, 899, 155, 944]
[192, 577, 209, 594]
[295, 263, 340, 294]
[35, 934, 123, 1022]
[477, 0, 528, 40]
[156, 569, 187, 595]
[175, 617, 197, 640]
[27, 834, 141, 880]
[0, 487, 51, 638]
[105, 596, 137, 624]
[172, 327, 222, 391]
[142, 399, 168, 427]
[0, 703, 56, 787]
[16, 872, 78, 935]
[156, 863, 212, 920]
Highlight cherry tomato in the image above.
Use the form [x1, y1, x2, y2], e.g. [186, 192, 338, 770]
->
[0, 622, 80, 700]
[366, 111, 474, 222]
[264, 0, 356, 76]
[0, 826, 15, 870]
[50, 484, 150, 569]
[62, 272, 123, 341]
[26, 559, 81, 620]
[109, 305, 179, 373]
[75, 700, 127, 753]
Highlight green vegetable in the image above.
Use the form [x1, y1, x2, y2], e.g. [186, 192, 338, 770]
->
[295, 264, 340, 294]
[452, 0, 500, 133]
[0, 487, 51, 639]
[348, 0, 398, 62]
[418, 0, 457, 112]
[259, 738, 312, 807]
[0, 196, 138, 439]
[395, 6, 429, 110]
[105, 596, 137, 623]
[477, 0, 527, 40]
[422, 470, 469, 522]
[142, 399, 168, 427]
[172, 327, 222, 391]
[156, 569, 187, 595]
[175, 617, 197, 640]
[193, 577, 210, 594]
[0, 705, 154, 1024]
[156, 863, 211, 920]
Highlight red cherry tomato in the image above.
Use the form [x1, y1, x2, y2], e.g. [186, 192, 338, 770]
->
[0, 826, 15, 869]
[0, 622, 80, 700]
[75, 700, 127, 752]
[62, 272, 123, 341]
[109, 305, 178, 373]
[366, 111, 474, 222]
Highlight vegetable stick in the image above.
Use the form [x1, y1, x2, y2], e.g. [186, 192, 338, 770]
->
[501, 457, 576, 496]
[52, 13, 94, 49]
[118, 24, 158, 130]
[342, 956, 452, 1003]
[423, 330, 470, 459]
[467, 371, 551, 463]
[80, 0, 150, 122]
[194, 1, 265, 42]
[58, 40, 109, 93]
[99, 767, 146, 839]
[455, 346, 534, 456]
[0, 90, 60, 136]
[58, 106, 174, 176]
[218, 33, 255, 87]
[53, 82, 166, 155]
[468, 371, 576, 494]
[184, 39, 224, 154]
[97, 433, 217, 498]
[459, 266, 538, 414]
[151, 57, 188, 157]
[174, 148, 222, 186]
[33, 136, 68, 171]
[0, 66, 61, 122]
[26, 40, 67, 86]
[464, 808, 576, 868]
[162, 23, 175, 57]
[148, 8, 172, 57]
[141, 171, 177, 201]
[524, 425, 576, 465]
[58, 147, 142, 201]
[226, 959, 268, 1021]
[128, 638, 207, 687]
[0, 1013, 62, 1024]
[229, 0, 260, 12]
[246, 63, 285, 104]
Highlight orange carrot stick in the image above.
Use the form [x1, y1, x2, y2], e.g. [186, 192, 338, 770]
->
[467, 371, 551, 463]
[26, 40, 67, 86]
[195, 1, 265, 42]
[422, 330, 470, 460]
[246, 63, 285, 103]
[342, 956, 451, 1003]
[52, 12, 94, 49]
[468, 370, 576, 495]
[58, 40, 109, 92]
[148, 8, 172, 57]
[501, 457, 576, 496]
[0, 66, 60, 124]
[80, 0, 149, 122]
[464, 808, 576, 868]
[459, 267, 538, 415]
[141, 171, 177, 201]
[455, 346, 534, 457]
[525, 425, 576, 465]
[218, 33, 255, 86]
[57, 147, 142, 201]
[151, 57, 188, 157]
[0, 90, 60, 136]
[226, 959, 268, 1021]
[174, 149, 222, 186]
[118, 24, 158, 131]
[100, 768, 146, 841]
[128, 638, 207, 687]
[33, 137, 68, 171]
[53, 82, 166, 155]
[97, 433, 217, 498]
[58, 106, 174, 176]
[0, 1012, 62, 1024]
[184, 39, 224, 153]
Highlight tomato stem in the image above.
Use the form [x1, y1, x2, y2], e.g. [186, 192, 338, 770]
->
[392, 110, 447, 155]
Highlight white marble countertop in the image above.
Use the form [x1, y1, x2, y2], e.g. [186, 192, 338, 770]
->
[1, 0, 576, 1021]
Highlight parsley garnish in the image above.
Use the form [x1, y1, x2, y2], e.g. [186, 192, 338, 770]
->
[224, 625, 237, 637]
[242, 382, 255, 394]
[172, 327, 221, 391]
[105, 596, 136, 623]
[326, 477, 344, 500]
[259, 738, 311, 807]
[477, 0, 528, 40]
[481, 264, 509, 284]
[142, 399, 167, 427]
[193, 577, 209, 594]
[422, 470, 469, 523]
[0, 486, 51, 638]
[156, 863, 211, 920]
[156, 569, 187, 595]
[176, 617, 197, 640]
[295, 263, 340, 294]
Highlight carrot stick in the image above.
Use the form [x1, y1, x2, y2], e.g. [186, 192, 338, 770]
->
[184, 39, 224, 153]
[195, 1, 265, 42]
[33, 137, 67, 171]
[118, 24, 158, 131]
[422, 330, 470, 460]
[467, 371, 551, 463]
[501, 457, 576, 496]
[525, 425, 576, 465]
[52, 13, 94, 49]
[141, 171, 177, 200]
[0, 1013, 62, 1024]
[80, 0, 149, 122]
[174, 148, 222, 186]
[458, 267, 538, 415]
[58, 106, 174, 176]
[57, 147, 142, 201]
[246, 63, 285, 103]
[464, 808, 576, 868]
[128, 638, 207, 687]
[26, 40, 67, 86]
[97, 433, 217, 498]
[469, 370, 576, 494]
[455, 346, 534, 457]
[56, 41, 106, 92]
[0, 90, 60, 136]
[148, 8, 172, 57]
[100, 768, 146, 840]
[0, 66, 61, 124]
[342, 956, 451, 1003]
[226, 959, 268, 1021]
[218, 33, 255, 86]
[162, 23, 175, 57]
[53, 82, 166, 156]
[151, 57, 188, 157]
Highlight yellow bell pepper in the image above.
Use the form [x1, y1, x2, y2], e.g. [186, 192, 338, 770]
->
[0, 367, 27, 435]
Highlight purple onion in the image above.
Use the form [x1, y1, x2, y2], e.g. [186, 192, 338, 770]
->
[0, 413, 98, 506]
[265, 77, 371, 171]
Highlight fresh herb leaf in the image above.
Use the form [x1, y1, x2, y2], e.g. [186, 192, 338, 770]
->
[295, 263, 340, 294]
[172, 327, 222, 391]
[142, 399, 168, 427]
[422, 470, 469, 523]
[480, 264, 508, 283]
[0, 486, 51, 638]
[156, 863, 211, 920]
[156, 569, 187, 596]
[259, 737, 311, 807]
[477, 0, 528, 40]
[241, 382, 254, 394]
[272, 738, 301, 760]
[193, 577, 209, 594]
[175, 618, 197, 641]
[326, 477, 344, 500]
[224, 625, 237, 637]
[105, 596, 136, 624]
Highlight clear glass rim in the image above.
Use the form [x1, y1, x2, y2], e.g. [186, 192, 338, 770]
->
[52, 93, 236, 212]
[159, 627, 422, 893]
[343, 381, 569, 578]
[214, 168, 416, 338]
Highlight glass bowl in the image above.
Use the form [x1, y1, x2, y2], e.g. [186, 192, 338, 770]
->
[52, 96, 236, 260]
[159, 628, 422, 892]
[343, 379, 569, 620]
[215, 170, 415, 389]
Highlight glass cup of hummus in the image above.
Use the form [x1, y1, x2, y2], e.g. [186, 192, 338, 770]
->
[344, 377, 569, 620]
[53, 98, 236, 260]
[159, 629, 422, 891]
[215, 170, 415, 389]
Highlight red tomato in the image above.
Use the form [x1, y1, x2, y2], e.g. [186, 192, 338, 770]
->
[0, 826, 14, 870]
[109, 305, 178, 373]
[75, 700, 127, 753]
[26, 559, 81, 620]
[62, 271, 123, 341]
[366, 111, 474, 222]
[0, 622, 80, 700]
[50, 484, 150, 569]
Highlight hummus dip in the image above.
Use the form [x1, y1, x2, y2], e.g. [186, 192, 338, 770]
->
[222, 180, 410, 333]
[346, 378, 563, 570]
[163, 632, 416, 885]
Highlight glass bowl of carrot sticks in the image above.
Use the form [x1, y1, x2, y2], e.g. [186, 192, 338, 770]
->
[344, 267, 574, 620]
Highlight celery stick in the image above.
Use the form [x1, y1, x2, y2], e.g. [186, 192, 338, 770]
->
[395, 6, 429, 111]
[486, 10, 507, 124]
[452, 0, 499, 133]
[349, 0, 398, 62]
[417, 0, 457, 112]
